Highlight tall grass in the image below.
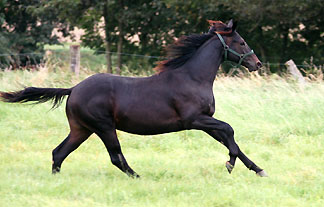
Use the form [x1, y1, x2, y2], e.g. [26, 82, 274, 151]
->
[0, 69, 324, 207]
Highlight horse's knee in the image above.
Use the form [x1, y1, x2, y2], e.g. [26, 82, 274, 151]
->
[222, 123, 234, 137]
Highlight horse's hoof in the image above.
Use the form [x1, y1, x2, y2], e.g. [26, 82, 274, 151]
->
[52, 166, 60, 174]
[226, 161, 234, 174]
[126, 171, 140, 179]
[131, 172, 140, 179]
[256, 170, 268, 177]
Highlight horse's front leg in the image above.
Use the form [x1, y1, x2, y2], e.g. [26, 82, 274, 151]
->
[191, 115, 268, 177]
[205, 130, 267, 176]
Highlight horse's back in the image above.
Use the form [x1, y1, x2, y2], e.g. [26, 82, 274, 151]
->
[65, 73, 183, 134]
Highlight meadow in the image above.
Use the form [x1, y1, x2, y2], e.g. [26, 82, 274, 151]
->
[0, 68, 324, 207]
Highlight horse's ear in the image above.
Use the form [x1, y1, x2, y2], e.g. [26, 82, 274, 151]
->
[227, 19, 238, 33]
[227, 19, 233, 28]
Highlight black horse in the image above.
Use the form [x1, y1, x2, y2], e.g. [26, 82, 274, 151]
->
[0, 20, 267, 177]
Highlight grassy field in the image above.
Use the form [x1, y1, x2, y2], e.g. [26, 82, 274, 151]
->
[0, 69, 324, 207]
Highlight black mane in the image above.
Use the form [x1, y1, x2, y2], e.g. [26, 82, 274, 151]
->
[156, 33, 214, 72]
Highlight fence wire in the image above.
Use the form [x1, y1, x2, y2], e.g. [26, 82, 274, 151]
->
[0, 51, 322, 69]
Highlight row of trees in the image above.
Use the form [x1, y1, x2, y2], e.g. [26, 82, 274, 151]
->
[0, 0, 60, 67]
[0, 0, 323, 72]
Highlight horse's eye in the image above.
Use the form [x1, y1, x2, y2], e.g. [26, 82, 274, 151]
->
[240, 42, 245, 46]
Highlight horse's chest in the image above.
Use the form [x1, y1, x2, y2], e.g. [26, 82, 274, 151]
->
[199, 96, 215, 115]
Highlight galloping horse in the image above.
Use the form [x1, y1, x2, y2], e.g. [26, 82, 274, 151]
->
[0, 20, 267, 177]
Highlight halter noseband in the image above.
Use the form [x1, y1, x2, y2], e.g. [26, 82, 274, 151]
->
[216, 33, 254, 65]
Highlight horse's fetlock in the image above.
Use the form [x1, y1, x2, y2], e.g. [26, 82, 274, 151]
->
[111, 156, 121, 167]
[229, 150, 239, 157]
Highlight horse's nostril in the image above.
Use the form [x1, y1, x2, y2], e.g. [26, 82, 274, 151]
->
[257, 62, 262, 68]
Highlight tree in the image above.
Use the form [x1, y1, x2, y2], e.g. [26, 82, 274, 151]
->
[43, 0, 120, 73]
[220, 0, 324, 71]
[0, 0, 13, 68]
[0, 0, 63, 69]
[8, 0, 319, 73]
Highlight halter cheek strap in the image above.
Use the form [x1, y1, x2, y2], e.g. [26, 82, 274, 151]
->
[216, 33, 254, 65]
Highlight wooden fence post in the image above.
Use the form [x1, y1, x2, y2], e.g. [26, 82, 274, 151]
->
[70, 44, 80, 76]
[285, 59, 305, 85]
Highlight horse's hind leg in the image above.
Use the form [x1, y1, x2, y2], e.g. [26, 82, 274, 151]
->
[52, 126, 92, 174]
[96, 129, 139, 178]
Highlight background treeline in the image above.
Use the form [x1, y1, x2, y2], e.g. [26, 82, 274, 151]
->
[0, 0, 323, 73]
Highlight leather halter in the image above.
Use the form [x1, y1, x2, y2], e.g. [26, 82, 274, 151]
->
[216, 33, 254, 65]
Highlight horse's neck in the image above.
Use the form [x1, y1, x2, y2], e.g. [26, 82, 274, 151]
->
[184, 37, 223, 85]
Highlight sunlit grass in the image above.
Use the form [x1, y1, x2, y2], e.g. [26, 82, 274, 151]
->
[0, 69, 324, 206]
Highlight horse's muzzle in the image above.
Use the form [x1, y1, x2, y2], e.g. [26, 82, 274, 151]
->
[249, 61, 262, 72]
[257, 61, 262, 69]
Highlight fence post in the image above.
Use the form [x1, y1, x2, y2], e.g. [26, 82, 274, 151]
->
[70, 44, 80, 76]
[285, 59, 305, 85]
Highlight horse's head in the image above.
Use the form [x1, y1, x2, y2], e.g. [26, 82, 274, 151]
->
[208, 19, 262, 72]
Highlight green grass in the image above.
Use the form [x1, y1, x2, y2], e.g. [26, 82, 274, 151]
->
[1, 70, 324, 206]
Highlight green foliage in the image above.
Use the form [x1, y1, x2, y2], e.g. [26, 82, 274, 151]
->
[47, 0, 322, 72]
[1, 70, 324, 206]
[0, 0, 322, 72]
[0, 0, 63, 68]
[43, 0, 179, 71]
[221, 0, 324, 71]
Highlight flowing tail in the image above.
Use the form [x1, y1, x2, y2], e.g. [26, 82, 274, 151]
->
[0, 87, 72, 108]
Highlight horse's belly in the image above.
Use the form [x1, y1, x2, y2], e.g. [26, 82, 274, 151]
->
[116, 124, 183, 135]
[115, 112, 183, 135]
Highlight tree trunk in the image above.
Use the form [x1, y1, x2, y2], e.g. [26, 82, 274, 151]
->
[280, 26, 289, 70]
[116, 0, 124, 75]
[256, 26, 266, 63]
[105, 40, 112, 73]
[116, 21, 122, 75]
[103, 1, 112, 74]
[257, 44, 266, 63]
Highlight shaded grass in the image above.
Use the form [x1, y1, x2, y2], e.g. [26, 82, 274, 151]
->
[1, 70, 324, 206]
